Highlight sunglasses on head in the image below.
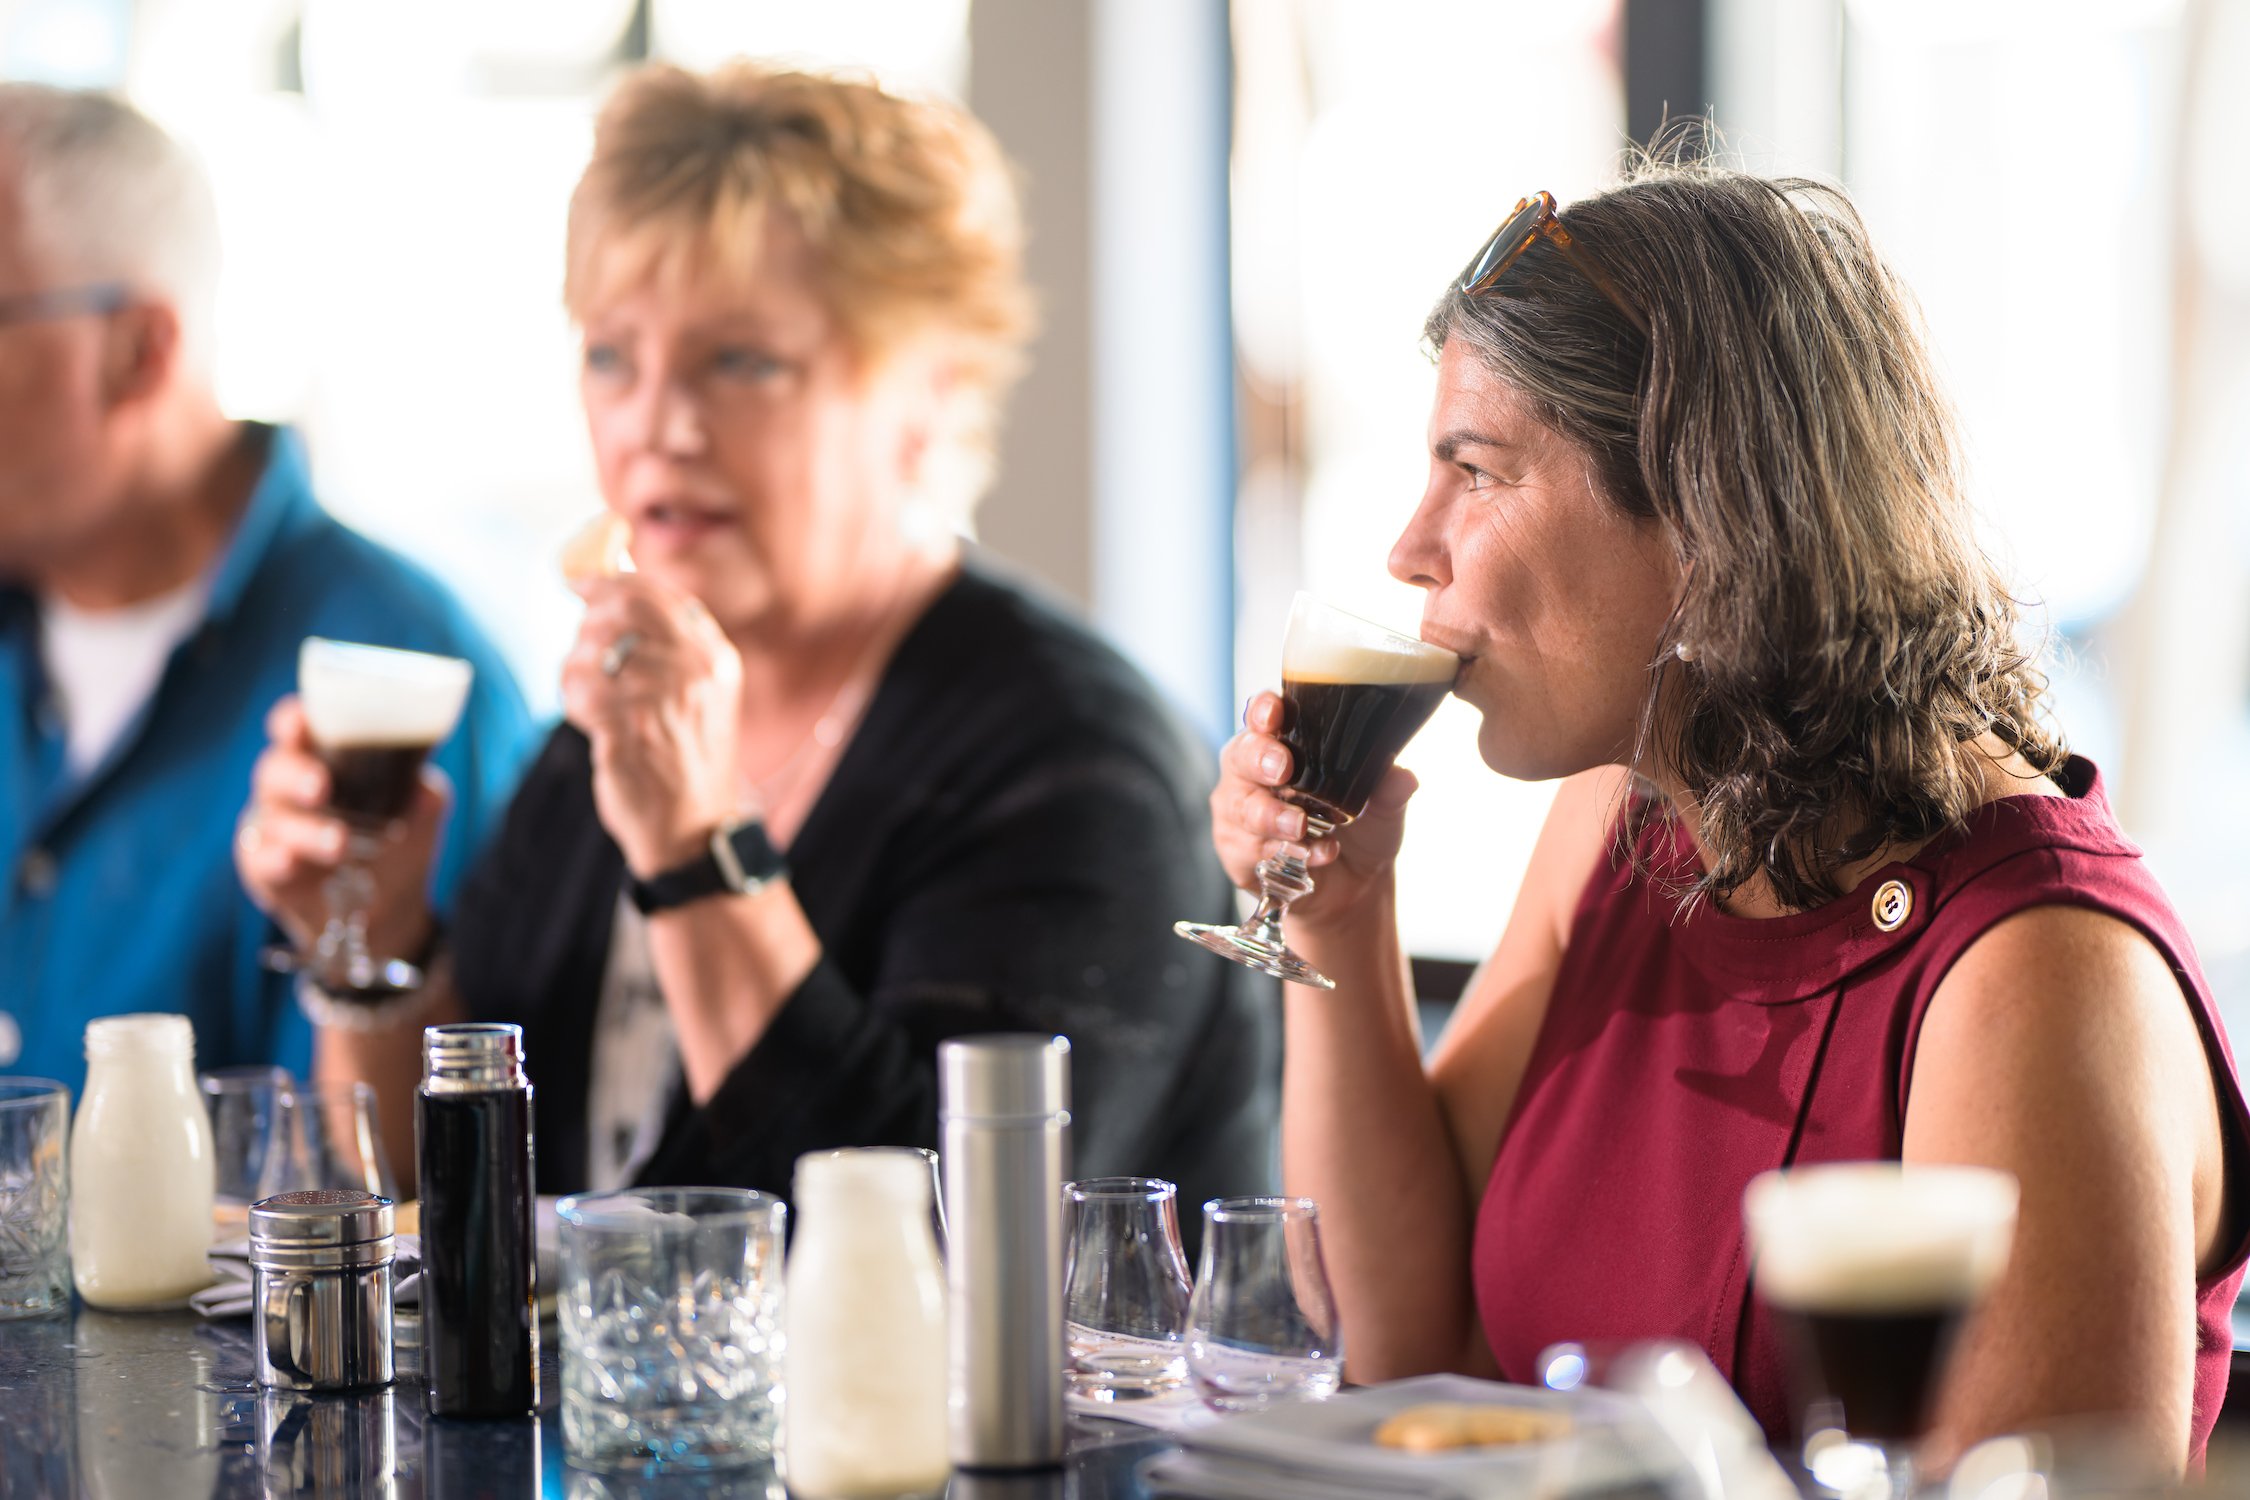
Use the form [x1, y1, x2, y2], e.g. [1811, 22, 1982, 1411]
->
[1456, 191, 1648, 338]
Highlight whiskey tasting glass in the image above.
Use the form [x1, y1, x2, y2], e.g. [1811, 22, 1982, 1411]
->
[1064, 1176, 1194, 1401]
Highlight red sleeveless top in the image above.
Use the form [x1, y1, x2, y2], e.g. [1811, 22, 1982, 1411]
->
[1472, 757, 2250, 1465]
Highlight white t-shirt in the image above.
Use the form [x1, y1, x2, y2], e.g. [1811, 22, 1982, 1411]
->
[38, 575, 212, 779]
[585, 894, 682, 1191]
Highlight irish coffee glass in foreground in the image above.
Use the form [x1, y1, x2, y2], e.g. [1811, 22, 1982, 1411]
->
[1176, 593, 1457, 989]
[1745, 1162, 2019, 1499]
[296, 638, 472, 994]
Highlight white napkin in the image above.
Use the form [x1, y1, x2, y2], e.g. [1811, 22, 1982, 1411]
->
[191, 1234, 425, 1319]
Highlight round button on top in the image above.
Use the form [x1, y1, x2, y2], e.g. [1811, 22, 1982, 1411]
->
[18, 847, 56, 899]
[1871, 878, 1913, 933]
[0, 1011, 19, 1067]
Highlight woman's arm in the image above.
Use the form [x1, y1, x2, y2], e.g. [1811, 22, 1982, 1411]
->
[1221, 676, 1624, 1379]
[1906, 905, 2231, 1474]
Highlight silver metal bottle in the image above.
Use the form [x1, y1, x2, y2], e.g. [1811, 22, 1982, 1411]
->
[250, 1189, 396, 1392]
[940, 1034, 1071, 1469]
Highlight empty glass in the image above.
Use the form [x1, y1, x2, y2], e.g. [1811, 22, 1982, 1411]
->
[0, 1078, 70, 1318]
[200, 1066, 295, 1222]
[288, 1081, 395, 1199]
[558, 1187, 787, 1473]
[1186, 1196, 1343, 1412]
[1065, 1177, 1193, 1401]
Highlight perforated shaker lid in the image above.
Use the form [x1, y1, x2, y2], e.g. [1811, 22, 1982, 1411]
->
[249, 1189, 395, 1254]
[938, 1034, 1071, 1122]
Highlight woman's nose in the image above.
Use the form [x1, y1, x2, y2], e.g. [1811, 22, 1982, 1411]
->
[1389, 491, 1451, 590]
[634, 377, 708, 457]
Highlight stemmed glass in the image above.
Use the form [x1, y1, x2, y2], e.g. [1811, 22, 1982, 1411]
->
[293, 637, 472, 995]
[199, 1066, 295, 1228]
[1744, 1162, 2019, 1500]
[1186, 1196, 1343, 1412]
[1176, 594, 1457, 989]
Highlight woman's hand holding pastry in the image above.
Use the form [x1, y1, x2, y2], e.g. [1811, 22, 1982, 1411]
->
[563, 575, 746, 878]
[1211, 689, 1418, 925]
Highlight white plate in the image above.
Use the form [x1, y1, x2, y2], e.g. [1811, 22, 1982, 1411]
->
[1176, 1373, 1687, 1498]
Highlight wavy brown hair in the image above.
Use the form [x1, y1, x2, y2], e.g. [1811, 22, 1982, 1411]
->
[1425, 163, 2062, 910]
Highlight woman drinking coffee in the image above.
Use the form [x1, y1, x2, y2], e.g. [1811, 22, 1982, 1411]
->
[1206, 168, 2248, 1473]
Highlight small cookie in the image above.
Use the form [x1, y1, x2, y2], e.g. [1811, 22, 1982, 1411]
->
[1373, 1402, 1571, 1453]
[560, 512, 635, 583]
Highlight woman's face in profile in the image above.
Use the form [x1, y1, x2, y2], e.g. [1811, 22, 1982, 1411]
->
[1391, 339, 1681, 781]
[576, 213, 933, 635]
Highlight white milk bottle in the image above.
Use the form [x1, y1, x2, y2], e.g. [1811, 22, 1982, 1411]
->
[783, 1148, 949, 1497]
[70, 1013, 216, 1308]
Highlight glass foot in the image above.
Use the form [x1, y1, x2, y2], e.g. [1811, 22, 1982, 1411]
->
[1174, 921, 1337, 990]
[261, 945, 421, 998]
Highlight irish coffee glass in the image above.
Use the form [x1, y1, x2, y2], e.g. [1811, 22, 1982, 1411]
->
[1176, 594, 1456, 989]
[294, 638, 472, 994]
[1744, 1162, 2019, 1500]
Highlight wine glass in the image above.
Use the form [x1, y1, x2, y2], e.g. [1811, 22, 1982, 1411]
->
[1176, 593, 1456, 989]
[1744, 1162, 2019, 1499]
[285, 1081, 397, 1199]
[295, 637, 472, 994]
[1185, 1196, 1342, 1412]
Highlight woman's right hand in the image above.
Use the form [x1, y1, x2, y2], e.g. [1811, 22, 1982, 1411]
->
[1212, 690, 1419, 925]
[234, 696, 445, 961]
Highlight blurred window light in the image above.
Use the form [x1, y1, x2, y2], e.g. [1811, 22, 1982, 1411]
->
[651, 0, 971, 99]
[1232, 0, 1624, 966]
[2, 0, 130, 85]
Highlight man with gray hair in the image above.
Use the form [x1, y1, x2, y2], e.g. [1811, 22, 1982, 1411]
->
[0, 85, 533, 1097]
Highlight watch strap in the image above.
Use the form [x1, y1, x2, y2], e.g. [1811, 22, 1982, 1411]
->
[626, 820, 787, 914]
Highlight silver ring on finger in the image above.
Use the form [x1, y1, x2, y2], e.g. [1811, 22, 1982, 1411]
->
[236, 817, 262, 854]
[600, 630, 644, 678]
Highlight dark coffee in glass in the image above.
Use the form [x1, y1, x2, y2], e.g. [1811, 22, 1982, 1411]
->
[320, 740, 438, 826]
[1176, 595, 1457, 989]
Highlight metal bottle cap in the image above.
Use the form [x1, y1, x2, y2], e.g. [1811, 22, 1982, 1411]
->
[250, 1190, 396, 1273]
[420, 1022, 526, 1093]
[938, 1034, 1071, 1123]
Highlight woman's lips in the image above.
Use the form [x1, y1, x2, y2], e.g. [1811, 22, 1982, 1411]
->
[632, 500, 737, 546]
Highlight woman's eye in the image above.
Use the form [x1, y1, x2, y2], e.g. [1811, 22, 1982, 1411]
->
[1460, 464, 1494, 490]
[584, 343, 628, 378]
[712, 347, 786, 381]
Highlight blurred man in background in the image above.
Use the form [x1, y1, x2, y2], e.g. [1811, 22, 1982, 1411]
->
[0, 84, 531, 1096]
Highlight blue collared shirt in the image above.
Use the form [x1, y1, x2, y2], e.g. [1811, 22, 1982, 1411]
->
[0, 426, 534, 1098]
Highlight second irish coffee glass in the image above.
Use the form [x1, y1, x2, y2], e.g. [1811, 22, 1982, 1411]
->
[296, 638, 473, 994]
[1744, 1162, 2019, 1500]
[1177, 594, 1457, 989]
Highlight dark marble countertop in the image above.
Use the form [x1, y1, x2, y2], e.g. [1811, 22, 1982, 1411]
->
[0, 1304, 1166, 1499]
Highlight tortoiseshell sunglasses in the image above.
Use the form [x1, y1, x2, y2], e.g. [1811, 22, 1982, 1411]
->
[1456, 191, 1649, 337]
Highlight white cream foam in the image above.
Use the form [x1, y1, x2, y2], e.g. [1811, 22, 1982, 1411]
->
[1744, 1163, 2017, 1313]
[299, 638, 474, 749]
[1280, 593, 1458, 685]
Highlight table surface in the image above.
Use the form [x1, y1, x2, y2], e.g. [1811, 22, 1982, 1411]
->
[0, 1302, 1169, 1499]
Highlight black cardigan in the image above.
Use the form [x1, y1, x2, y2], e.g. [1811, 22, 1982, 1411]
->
[451, 562, 1279, 1219]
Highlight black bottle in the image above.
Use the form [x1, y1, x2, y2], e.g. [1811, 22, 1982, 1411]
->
[417, 1022, 539, 1418]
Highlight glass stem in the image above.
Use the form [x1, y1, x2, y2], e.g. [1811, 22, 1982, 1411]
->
[1241, 815, 1333, 951]
[315, 834, 382, 990]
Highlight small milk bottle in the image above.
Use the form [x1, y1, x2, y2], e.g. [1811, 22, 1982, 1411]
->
[783, 1148, 949, 1498]
[70, 1013, 216, 1308]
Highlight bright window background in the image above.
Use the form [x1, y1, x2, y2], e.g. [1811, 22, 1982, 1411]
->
[2, 0, 972, 721]
[1231, 0, 1624, 964]
[1235, 0, 2250, 1000]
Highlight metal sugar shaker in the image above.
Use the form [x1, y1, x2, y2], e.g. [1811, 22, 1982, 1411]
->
[250, 1189, 397, 1391]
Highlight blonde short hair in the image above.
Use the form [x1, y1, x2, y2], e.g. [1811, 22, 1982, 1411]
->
[566, 63, 1034, 521]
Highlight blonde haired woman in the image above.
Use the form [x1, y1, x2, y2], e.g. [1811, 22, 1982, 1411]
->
[241, 62, 1276, 1211]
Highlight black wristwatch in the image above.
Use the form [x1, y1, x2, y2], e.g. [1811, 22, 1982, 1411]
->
[625, 820, 788, 915]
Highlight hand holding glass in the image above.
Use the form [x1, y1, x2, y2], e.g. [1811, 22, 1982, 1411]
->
[1177, 594, 1456, 989]
[293, 638, 471, 994]
[1744, 1162, 2018, 1499]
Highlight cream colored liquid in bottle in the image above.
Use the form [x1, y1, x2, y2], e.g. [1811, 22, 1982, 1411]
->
[70, 1013, 216, 1308]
